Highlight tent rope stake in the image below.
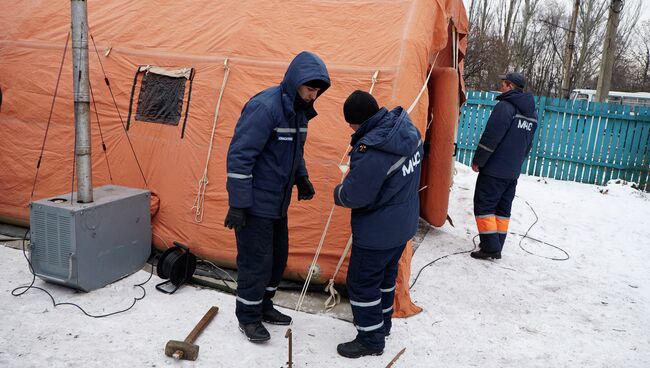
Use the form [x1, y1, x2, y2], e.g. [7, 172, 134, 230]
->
[192, 58, 230, 223]
[323, 236, 352, 310]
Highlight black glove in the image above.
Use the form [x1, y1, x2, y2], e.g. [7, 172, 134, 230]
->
[295, 176, 315, 200]
[224, 207, 246, 231]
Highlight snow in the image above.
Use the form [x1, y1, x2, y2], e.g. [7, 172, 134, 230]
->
[2, 162, 650, 367]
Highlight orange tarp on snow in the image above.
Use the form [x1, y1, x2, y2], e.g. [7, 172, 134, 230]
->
[0, 0, 467, 314]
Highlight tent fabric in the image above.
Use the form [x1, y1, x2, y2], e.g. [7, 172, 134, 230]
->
[0, 0, 467, 317]
[392, 242, 423, 318]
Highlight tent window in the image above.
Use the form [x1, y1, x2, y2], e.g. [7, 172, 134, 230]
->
[135, 72, 187, 125]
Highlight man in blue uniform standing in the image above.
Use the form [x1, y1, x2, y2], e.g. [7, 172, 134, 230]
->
[224, 51, 330, 342]
[333, 90, 423, 358]
[471, 72, 538, 260]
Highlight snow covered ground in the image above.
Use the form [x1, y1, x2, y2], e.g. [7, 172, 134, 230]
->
[1, 162, 649, 368]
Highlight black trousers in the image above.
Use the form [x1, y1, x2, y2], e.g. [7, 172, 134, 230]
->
[346, 244, 406, 350]
[234, 215, 288, 324]
[473, 173, 518, 253]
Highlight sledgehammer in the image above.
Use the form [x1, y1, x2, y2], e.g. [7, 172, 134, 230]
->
[165, 306, 219, 361]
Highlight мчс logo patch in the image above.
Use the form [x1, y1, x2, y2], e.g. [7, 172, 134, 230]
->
[402, 151, 421, 176]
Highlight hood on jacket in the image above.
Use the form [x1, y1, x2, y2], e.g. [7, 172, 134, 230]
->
[281, 51, 331, 102]
[498, 89, 537, 118]
[352, 107, 421, 157]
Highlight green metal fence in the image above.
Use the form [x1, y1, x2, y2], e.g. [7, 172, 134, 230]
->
[457, 90, 650, 191]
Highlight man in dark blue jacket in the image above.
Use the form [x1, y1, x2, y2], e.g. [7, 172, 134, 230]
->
[224, 51, 330, 342]
[471, 72, 538, 260]
[333, 90, 423, 358]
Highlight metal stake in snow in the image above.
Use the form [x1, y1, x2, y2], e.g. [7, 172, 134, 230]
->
[71, 0, 93, 203]
[385, 347, 406, 368]
[285, 328, 293, 368]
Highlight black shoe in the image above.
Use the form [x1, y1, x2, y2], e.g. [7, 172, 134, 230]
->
[238, 322, 270, 343]
[337, 339, 383, 359]
[385, 329, 391, 337]
[262, 308, 292, 325]
[470, 250, 501, 260]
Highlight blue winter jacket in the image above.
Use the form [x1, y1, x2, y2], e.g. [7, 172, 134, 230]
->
[472, 89, 538, 179]
[333, 107, 423, 250]
[226, 51, 330, 219]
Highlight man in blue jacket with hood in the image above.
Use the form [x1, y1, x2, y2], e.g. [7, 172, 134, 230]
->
[333, 90, 423, 358]
[224, 51, 330, 342]
[471, 72, 538, 260]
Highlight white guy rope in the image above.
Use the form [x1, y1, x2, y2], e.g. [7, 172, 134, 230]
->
[192, 58, 230, 223]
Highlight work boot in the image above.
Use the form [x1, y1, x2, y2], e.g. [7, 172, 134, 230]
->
[238, 321, 270, 343]
[337, 338, 383, 359]
[470, 249, 501, 260]
[262, 308, 292, 325]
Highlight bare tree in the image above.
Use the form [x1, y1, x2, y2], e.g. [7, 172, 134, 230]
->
[626, 21, 650, 91]
[527, 1, 566, 95]
[463, 0, 647, 96]
[503, 0, 521, 44]
[610, 0, 642, 91]
[638, 22, 650, 89]
[512, 0, 542, 70]
[478, 0, 492, 35]
[572, 0, 608, 88]
[464, 0, 505, 90]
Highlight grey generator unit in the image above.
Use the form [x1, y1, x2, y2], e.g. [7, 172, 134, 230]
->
[29, 185, 152, 292]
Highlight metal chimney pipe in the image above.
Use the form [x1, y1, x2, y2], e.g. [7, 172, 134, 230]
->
[71, 0, 93, 202]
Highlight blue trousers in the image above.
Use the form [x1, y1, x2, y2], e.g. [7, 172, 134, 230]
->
[346, 244, 405, 350]
[473, 173, 517, 253]
[235, 215, 288, 324]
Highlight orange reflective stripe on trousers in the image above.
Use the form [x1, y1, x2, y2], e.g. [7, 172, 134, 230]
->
[475, 215, 497, 234]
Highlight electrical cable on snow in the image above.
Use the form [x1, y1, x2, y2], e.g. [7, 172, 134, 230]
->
[11, 230, 153, 318]
[409, 194, 569, 290]
[197, 259, 238, 292]
[513, 195, 570, 261]
[409, 239, 476, 290]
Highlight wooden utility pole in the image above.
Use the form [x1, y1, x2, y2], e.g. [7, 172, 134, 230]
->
[560, 0, 580, 99]
[595, 0, 624, 102]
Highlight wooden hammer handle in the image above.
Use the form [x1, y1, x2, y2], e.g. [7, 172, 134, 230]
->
[185, 306, 219, 344]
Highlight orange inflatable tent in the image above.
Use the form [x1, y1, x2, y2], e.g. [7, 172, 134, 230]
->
[0, 0, 467, 316]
